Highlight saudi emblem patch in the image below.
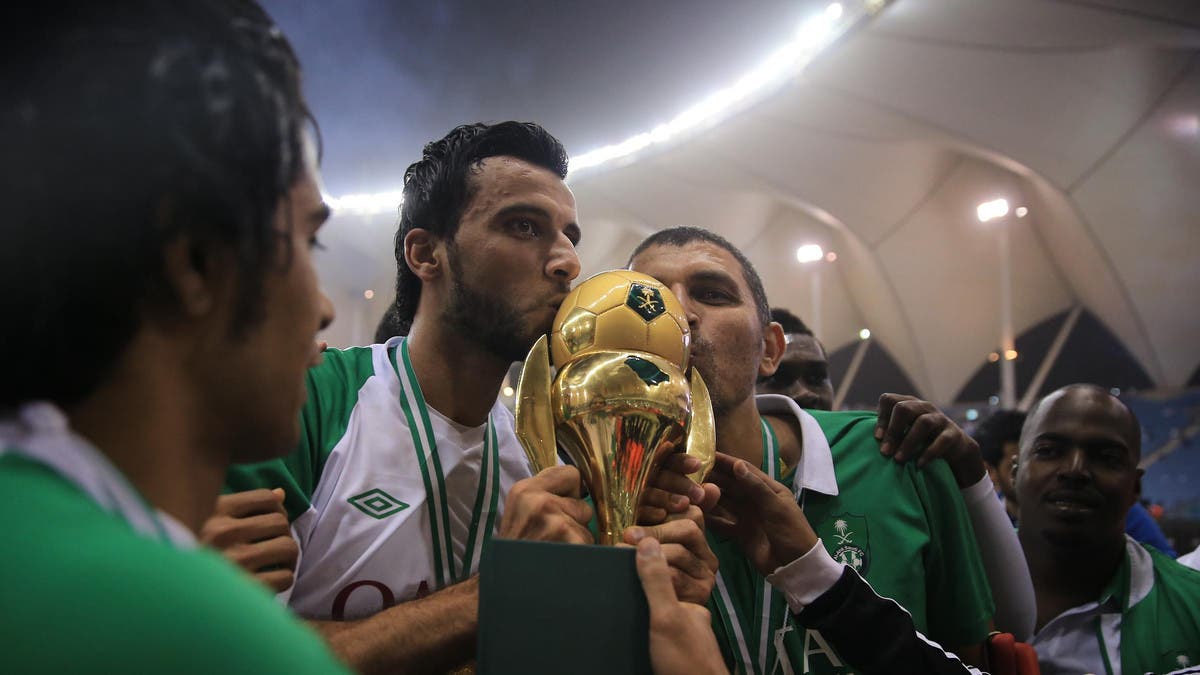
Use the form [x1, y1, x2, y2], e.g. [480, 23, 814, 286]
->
[626, 283, 666, 322]
[823, 513, 871, 574]
[1163, 650, 1193, 670]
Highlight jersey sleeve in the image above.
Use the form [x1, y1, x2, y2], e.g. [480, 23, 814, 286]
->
[795, 567, 985, 675]
[225, 346, 377, 521]
[914, 459, 996, 648]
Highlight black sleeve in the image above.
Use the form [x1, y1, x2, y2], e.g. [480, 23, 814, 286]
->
[794, 567, 988, 675]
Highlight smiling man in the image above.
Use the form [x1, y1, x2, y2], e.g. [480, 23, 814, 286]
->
[1018, 384, 1200, 675]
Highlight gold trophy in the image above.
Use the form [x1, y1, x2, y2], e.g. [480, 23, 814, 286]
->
[514, 270, 715, 544]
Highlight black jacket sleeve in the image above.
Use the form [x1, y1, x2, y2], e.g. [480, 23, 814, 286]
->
[793, 567, 988, 675]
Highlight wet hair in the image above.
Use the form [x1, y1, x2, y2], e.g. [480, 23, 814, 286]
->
[392, 122, 569, 335]
[771, 307, 813, 336]
[1, 0, 315, 409]
[972, 409, 1026, 467]
[627, 226, 771, 328]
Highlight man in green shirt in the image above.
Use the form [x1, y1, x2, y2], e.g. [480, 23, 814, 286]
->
[628, 226, 995, 673]
[1018, 384, 1200, 674]
[0, 2, 349, 671]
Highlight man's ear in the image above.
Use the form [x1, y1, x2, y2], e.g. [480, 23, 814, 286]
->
[405, 228, 444, 283]
[758, 321, 786, 378]
[161, 236, 222, 318]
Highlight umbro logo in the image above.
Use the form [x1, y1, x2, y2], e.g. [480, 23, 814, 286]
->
[348, 488, 409, 520]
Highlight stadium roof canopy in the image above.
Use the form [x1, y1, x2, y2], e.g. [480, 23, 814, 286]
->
[318, 0, 1200, 406]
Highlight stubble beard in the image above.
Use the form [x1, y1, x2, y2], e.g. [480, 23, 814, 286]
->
[442, 246, 541, 363]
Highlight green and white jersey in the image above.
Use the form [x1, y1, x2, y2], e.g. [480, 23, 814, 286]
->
[0, 402, 348, 674]
[707, 395, 995, 674]
[1031, 535, 1200, 675]
[226, 337, 531, 621]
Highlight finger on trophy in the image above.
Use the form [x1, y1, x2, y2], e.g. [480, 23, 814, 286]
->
[685, 370, 716, 483]
[514, 334, 558, 473]
[637, 487, 691, 525]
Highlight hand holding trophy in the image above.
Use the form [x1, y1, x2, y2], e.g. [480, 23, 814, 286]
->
[514, 270, 715, 544]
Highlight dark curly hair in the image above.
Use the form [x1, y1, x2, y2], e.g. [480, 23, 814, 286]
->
[1, 0, 315, 408]
[391, 122, 569, 335]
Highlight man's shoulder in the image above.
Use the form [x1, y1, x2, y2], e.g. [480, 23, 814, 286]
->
[0, 455, 347, 673]
[309, 344, 382, 391]
[1147, 544, 1200, 598]
[804, 409, 878, 443]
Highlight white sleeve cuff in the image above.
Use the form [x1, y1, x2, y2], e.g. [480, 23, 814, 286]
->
[961, 473, 996, 505]
[765, 539, 846, 613]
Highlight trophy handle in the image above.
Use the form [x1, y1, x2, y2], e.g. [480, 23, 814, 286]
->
[514, 334, 558, 473]
[685, 370, 716, 483]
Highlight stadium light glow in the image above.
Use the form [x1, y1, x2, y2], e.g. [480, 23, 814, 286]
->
[796, 244, 824, 264]
[976, 198, 1010, 223]
[825, 251, 838, 262]
[858, 328, 871, 340]
[324, 190, 406, 217]
[1014, 206, 1029, 218]
[502, 386, 515, 398]
[1004, 349, 1018, 361]
[320, 2, 882, 216]
[363, 289, 375, 300]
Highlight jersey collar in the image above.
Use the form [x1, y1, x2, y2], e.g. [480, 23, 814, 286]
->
[0, 401, 196, 548]
[755, 394, 840, 500]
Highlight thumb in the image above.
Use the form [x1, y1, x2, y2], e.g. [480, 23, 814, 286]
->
[635, 537, 678, 610]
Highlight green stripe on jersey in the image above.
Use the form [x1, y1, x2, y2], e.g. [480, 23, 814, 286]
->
[226, 346, 377, 521]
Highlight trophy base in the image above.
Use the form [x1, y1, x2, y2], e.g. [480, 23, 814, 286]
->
[477, 539, 651, 675]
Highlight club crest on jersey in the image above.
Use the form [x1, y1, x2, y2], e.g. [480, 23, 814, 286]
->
[1165, 650, 1193, 670]
[823, 513, 870, 574]
[348, 488, 410, 520]
[626, 283, 666, 322]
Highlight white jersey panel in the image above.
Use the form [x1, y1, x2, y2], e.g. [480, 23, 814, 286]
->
[285, 342, 531, 621]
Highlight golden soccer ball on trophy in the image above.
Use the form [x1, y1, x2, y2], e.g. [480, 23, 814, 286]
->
[515, 269, 715, 545]
[548, 270, 690, 372]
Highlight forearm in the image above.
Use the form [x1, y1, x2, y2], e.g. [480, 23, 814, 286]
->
[961, 475, 1035, 640]
[770, 546, 982, 675]
[311, 577, 478, 675]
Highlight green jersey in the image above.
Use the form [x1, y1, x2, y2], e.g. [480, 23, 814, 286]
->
[1031, 535, 1200, 675]
[707, 396, 995, 674]
[0, 404, 349, 674]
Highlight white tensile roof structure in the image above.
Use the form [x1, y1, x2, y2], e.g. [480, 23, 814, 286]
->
[319, 0, 1200, 407]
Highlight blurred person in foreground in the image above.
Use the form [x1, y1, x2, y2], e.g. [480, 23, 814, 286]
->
[1017, 384, 1200, 674]
[0, 2, 349, 671]
[629, 227, 997, 673]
